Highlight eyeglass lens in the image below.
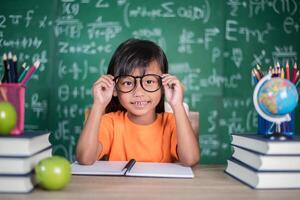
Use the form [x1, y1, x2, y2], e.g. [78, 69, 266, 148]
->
[115, 74, 162, 93]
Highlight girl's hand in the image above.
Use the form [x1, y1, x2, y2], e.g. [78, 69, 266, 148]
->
[92, 75, 115, 106]
[162, 74, 184, 108]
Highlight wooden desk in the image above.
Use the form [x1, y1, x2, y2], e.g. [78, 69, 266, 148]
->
[2, 165, 300, 199]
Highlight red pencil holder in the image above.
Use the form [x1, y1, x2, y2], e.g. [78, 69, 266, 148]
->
[0, 83, 25, 135]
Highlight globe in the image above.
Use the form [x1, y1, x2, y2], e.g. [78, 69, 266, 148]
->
[258, 78, 298, 116]
[253, 74, 299, 137]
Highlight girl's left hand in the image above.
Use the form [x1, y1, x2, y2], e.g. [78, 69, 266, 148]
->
[162, 74, 184, 108]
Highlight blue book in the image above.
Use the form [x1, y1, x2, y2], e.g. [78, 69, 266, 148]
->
[225, 158, 300, 189]
[0, 131, 51, 156]
[231, 133, 300, 155]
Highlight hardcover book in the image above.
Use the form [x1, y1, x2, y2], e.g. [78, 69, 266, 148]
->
[231, 134, 300, 155]
[0, 173, 35, 193]
[0, 131, 51, 156]
[225, 158, 300, 189]
[0, 147, 52, 174]
[232, 145, 300, 171]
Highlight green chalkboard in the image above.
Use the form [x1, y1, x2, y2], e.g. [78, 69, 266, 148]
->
[0, 0, 55, 129]
[0, 0, 299, 164]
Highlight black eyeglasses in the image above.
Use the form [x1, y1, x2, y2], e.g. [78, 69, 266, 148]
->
[114, 74, 162, 93]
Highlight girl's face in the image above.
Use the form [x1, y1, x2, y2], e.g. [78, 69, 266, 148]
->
[116, 61, 163, 124]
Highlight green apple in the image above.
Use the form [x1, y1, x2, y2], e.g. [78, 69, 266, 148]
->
[35, 156, 71, 190]
[0, 101, 17, 135]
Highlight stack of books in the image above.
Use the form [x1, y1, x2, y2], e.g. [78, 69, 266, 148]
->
[0, 131, 51, 193]
[225, 134, 300, 189]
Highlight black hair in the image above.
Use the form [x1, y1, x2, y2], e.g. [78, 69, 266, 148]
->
[105, 38, 168, 113]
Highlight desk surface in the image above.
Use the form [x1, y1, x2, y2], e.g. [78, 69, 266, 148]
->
[2, 165, 300, 199]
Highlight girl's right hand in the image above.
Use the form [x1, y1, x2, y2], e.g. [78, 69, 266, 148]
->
[92, 75, 115, 106]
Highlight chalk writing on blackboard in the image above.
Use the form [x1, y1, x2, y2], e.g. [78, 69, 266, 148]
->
[0, 0, 299, 164]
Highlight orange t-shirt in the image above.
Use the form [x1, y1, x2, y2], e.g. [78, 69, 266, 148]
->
[97, 111, 178, 162]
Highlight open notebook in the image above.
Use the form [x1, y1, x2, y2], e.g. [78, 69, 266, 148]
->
[71, 159, 194, 178]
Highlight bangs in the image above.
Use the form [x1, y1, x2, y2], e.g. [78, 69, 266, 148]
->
[110, 39, 167, 76]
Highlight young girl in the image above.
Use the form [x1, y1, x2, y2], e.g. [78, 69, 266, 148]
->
[76, 39, 199, 166]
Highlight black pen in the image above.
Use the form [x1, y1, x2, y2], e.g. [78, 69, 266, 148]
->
[8, 52, 16, 83]
[6, 63, 12, 83]
[13, 55, 18, 82]
[1, 53, 8, 83]
[122, 159, 136, 173]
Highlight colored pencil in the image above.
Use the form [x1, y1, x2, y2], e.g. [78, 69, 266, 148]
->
[251, 69, 257, 85]
[286, 61, 290, 80]
[292, 63, 297, 83]
[296, 76, 300, 87]
[17, 63, 29, 82]
[268, 66, 272, 74]
[253, 68, 261, 81]
[293, 71, 299, 84]
[18, 62, 26, 77]
[256, 64, 264, 78]
[276, 62, 280, 68]
[20, 60, 40, 85]
[280, 68, 284, 79]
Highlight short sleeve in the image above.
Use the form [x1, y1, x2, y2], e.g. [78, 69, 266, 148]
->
[97, 114, 114, 160]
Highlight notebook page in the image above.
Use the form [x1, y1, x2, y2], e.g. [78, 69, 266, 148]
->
[126, 162, 194, 178]
[72, 161, 127, 175]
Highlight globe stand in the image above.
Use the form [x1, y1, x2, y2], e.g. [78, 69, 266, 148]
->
[253, 74, 292, 141]
[268, 123, 291, 140]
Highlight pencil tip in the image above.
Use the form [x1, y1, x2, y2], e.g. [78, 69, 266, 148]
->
[286, 61, 289, 68]
[34, 60, 41, 68]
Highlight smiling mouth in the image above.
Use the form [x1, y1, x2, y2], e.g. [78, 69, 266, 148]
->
[131, 101, 150, 108]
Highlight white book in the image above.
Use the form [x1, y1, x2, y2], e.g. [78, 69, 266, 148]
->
[231, 134, 300, 155]
[72, 160, 194, 178]
[0, 173, 35, 193]
[0, 147, 52, 174]
[232, 146, 300, 171]
[225, 159, 300, 189]
[0, 131, 51, 156]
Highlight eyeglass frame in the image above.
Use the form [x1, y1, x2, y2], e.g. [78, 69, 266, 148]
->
[113, 74, 163, 93]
